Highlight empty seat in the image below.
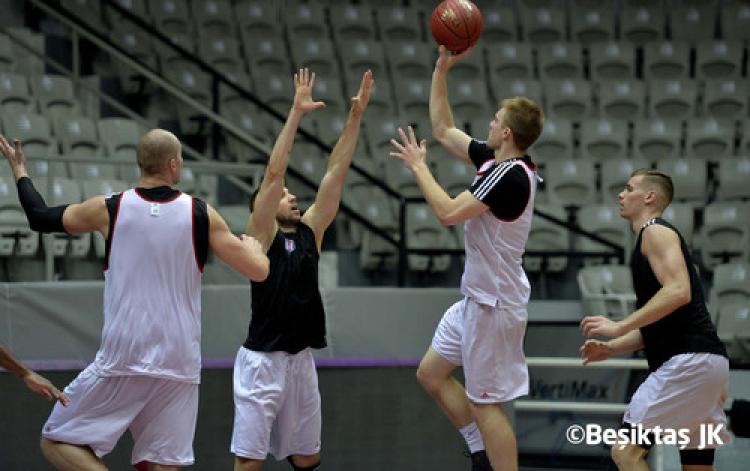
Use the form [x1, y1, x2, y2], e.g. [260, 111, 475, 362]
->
[29, 74, 79, 121]
[163, 65, 210, 135]
[487, 42, 534, 80]
[711, 263, 750, 308]
[359, 195, 399, 271]
[577, 204, 631, 265]
[243, 35, 291, 79]
[546, 158, 597, 206]
[308, 76, 346, 116]
[597, 79, 646, 120]
[197, 35, 242, 75]
[4, 27, 45, 76]
[670, 3, 717, 43]
[97, 117, 141, 181]
[406, 203, 454, 272]
[633, 118, 683, 161]
[521, 6, 566, 44]
[61, 0, 105, 32]
[721, 1, 750, 43]
[344, 74, 394, 119]
[0, 33, 16, 72]
[525, 203, 569, 273]
[537, 43, 584, 80]
[717, 157, 750, 201]
[110, 28, 158, 95]
[1, 112, 59, 176]
[696, 41, 744, 79]
[600, 158, 651, 202]
[740, 119, 750, 155]
[481, 5, 518, 43]
[394, 78, 430, 123]
[386, 41, 434, 79]
[448, 79, 490, 123]
[191, 0, 234, 37]
[449, 50, 486, 81]
[543, 79, 593, 120]
[366, 116, 400, 163]
[435, 158, 474, 197]
[700, 201, 750, 268]
[579, 118, 629, 162]
[589, 42, 636, 80]
[0, 207, 38, 257]
[577, 264, 637, 319]
[648, 79, 698, 120]
[290, 37, 338, 78]
[529, 118, 574, 164]
[286, 2, 327, 39]
[571, 6, 615, 45]
[643, 42, 691, 80]
[151, 0, 191, 35]
[330, 4, 375, 41]
[491, 78, 543, 107]
[223, 103, 271, 162]
[253, 74, 293, 115]
[621, 4, 665, 44]
[656, 158, 707, 201]
[375, 5, 422, 42]
[53, 115, 100, 157]
[0, 175, 19, 210]
[662, 202, 696, 247]
[339, 39, 386, 79]
[702, 79, 749, 120]
[685, 117, 734, 160]
[716, 302, 750, 362]
[0, 72, 33, 112]
[235, 0, 282, 38]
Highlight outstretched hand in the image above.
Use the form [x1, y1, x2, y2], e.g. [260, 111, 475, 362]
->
[390, 126, 427, 173]
[434, 45, 475, 74]
[580, 315, 624, 338]
[292, 68, 326, 115]
[580, 339, 612, 366]
[350, 69, 373, 117]
[0, 134, 28, 178]
[23, 372, 69, 406]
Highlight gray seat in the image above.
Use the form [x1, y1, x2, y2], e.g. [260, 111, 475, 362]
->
[375, 5, 422, 42]
[597, 79, 646, 120]
[578, 264, 637, 319]
[600, 159, 651, 203]
[330, 4, 375, 41]
[589, 42, 636, 80]
[537, 43, 584, 80]
[577, 204, 632, 266]
[702, 79, 748, 120]
[406, 203, 454, 273]
[545, 158, 597, 207]
[656, 158, 707, 202]
[29, 75, 79, 121]
[0, 72, 33, 112]
[579, 118, 629, 162]
[643, 42, 690, 80]
[543, 79, 593, 120]
[648, 79, 698, 120]
[487, 43, 534, 80]
[717, 157, 750, 201]
[525, 203, 569, 273]
[632, 119, 683, 161]
[700, 202, 750, 269]
[685, 117, 734, 161]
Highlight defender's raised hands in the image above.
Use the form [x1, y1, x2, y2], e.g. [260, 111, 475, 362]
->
[292, 68, 326, 115]
[390, 126, 427, 173]
[0, 134, 28, 179]
[350, 69, 374, 118]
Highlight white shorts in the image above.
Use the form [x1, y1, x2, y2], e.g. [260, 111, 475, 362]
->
[42, 364, 199, 466]
[624, 353, 730, 450]
[432, 297, 529, 403]
[231, 347, 321, 461]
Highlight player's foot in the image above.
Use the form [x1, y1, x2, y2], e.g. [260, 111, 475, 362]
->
[470, 450, 492, 470]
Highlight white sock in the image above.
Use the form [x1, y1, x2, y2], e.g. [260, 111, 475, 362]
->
[459, 422, 485, 453]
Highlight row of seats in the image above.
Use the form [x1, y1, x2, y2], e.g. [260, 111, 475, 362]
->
[577, 263, 750, 362]
[65, 0, 750, 47]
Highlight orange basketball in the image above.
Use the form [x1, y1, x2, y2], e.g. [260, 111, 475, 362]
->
[430, 0, 484, 53]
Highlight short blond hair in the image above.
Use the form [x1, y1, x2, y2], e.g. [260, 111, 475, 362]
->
[500, 97, 545, 151]
[136, 129, 180, 175]
[631, 168, 674, 209]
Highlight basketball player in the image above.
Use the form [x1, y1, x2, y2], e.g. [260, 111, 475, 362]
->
[390, 45, 544, 471]
[581, 169, 729, 471]
[231, 68, 372, 471]
[0, 129, 269, 471]
[1, 343, 69, 405]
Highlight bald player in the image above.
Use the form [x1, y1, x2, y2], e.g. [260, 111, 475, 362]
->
[581, 169, 729, 471]
[0, 130, 269, 471]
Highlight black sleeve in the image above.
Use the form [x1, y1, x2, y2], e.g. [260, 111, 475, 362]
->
[193, 197, 209, 271]
[16, 177, 69, 233]
[103, 192, 123, 271]
[468, 139, 495, 170]
[469, 163, 530, 221]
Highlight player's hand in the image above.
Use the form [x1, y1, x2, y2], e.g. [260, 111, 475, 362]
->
[580, 315, 624, 338]
[435, 45, 475, 74]
[292, 68, 325, 116]
[580, 339, 613, 365]
[390, 126, 427, 173]
[0, 134, 29, 179]
[240, 233, 262, 252]
[23, 372, 69, 406]
[350, 70, 373, 118]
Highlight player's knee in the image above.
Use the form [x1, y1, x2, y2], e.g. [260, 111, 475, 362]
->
[416, 366, 439, 393]
[611, 444, 647, 469]
[287, 455, 320, 470]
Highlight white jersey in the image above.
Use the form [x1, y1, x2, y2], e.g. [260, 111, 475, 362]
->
[460, 140, 538, 308]
[92, 189, 203, 383]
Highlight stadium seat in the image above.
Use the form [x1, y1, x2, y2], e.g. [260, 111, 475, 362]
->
[480, 5, 518, 43]
[577, 264, 637, 319]
[61, 0, 105, 32]
[487, 42, 534, 80]
[191, 0, 235, 37]
[537, 42, 584, 80]
[435, 158, 474, 197]
[163, 64, 210, 135]
[359, 195, 399, 271]
[579, 118, 629, 162]
[366, 116, 400, 164]
[721, 0, 750, 42]
[656, 158, 707, 201]
[700, 201, 750, 268]
[109, 28, 158, 95]
[717, 157, 750, 201]
[53, 115, 100, 158]
[29, 74, 79, 122]
[286, 2, 328, 39]
[543, 79, 592, 120]
[344, 74, 395, 119]
[97, 118, 142, 181]
[524, 203, 569, 273]
[711, 263, 750, 307]
[384, 157, 420, 198]
[643, 42, 691, 80]
[406, 203, 453, 272]
[338, 39, 387, 80]
[151, 0, 192, 36]
[490, 79, 543, 107]
[4, 27, 45, 76]
[702, 79, 748, 120]
[528, 118, 574, 164]
[0, 112, 62, 178]
[621, 4, 665, 44]
[289, 37, 338, 78]
[577, 204, 631, 266]
[570, 6, 615, 45]
[375, 5, 422, 42]
[0, 207, 38, 258]
[521, 6, 566, 44]
[253, 74, 293, 115]
[197, 35, 242, 76]
[633, 118, 683, 161]
[386, 40, 434, 79]
[589, 42, 636, 80]
[0, 33, 16, 72]
[243, 35, 291, 78]
[330, 4, 375, 41]
[235, 0, 282, 38]
[648, 79, 698, 120]
[0, 72, 33, 112]
[306, 76, 346, 116]
[716, 302, 750, 362]
[600, 158, 651, 203]
[545, 158, 597, 207]
[36, 177, 83, 257]
[696, 41, 744, 79]
[670, 3, 717, 43]
[662, 202, 696, 247]
[449, 50, 486, 81]
[597, 79, 646, 120]
[685, 117, 735, 160]
[448, 79, 490, 124]
[394, 78, 430, 123]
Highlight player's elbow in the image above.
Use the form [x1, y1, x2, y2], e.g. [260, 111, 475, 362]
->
[248, 259, 270, 282]
[674, 284, 691, 307]
[432, 125, 448, 144]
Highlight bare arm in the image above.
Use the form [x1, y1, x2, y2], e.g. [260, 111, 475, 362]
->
[390, 126, 488, 226]
[210, 205, 269, 281]
[248, 68, 325, 251]
[302, 70, 373, 250]
[581, 225, 691, 338]
[579, 331, 644, 365]
[430, 45, 474, 163]
[0, 344, 69, 405]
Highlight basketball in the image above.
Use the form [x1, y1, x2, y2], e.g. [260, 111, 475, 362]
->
[430, 0, 484, 53]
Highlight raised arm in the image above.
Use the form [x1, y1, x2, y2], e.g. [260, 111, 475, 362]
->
[0, 344, 69, 405]
[1, 134, 109, 237]
[302, 70, 373, 250]
[209, 205, 269, 281]
[430, 45, 474, 164]
[248, 68, 325, 251]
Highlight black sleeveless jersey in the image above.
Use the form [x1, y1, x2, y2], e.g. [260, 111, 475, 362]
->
[244, 222, 326, 354]
[631, 218, 727, 371]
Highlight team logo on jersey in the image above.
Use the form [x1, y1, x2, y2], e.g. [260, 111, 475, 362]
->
[284, 238, 296, 253]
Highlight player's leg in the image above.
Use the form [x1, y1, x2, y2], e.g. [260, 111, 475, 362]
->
[416, 347, 474, 428]
[235, 458, 264, 471]
[680, 448, 716, 471]
[472, 403, 517, 471]
[280, 349, 321, 471]
[611, 443, 650, 471]
[288, 454, 321, 470]
[40, 438, 108, 471]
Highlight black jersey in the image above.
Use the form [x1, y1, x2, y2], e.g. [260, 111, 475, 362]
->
[631, 218, 727, 371]
[244, 222, 326, 354]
